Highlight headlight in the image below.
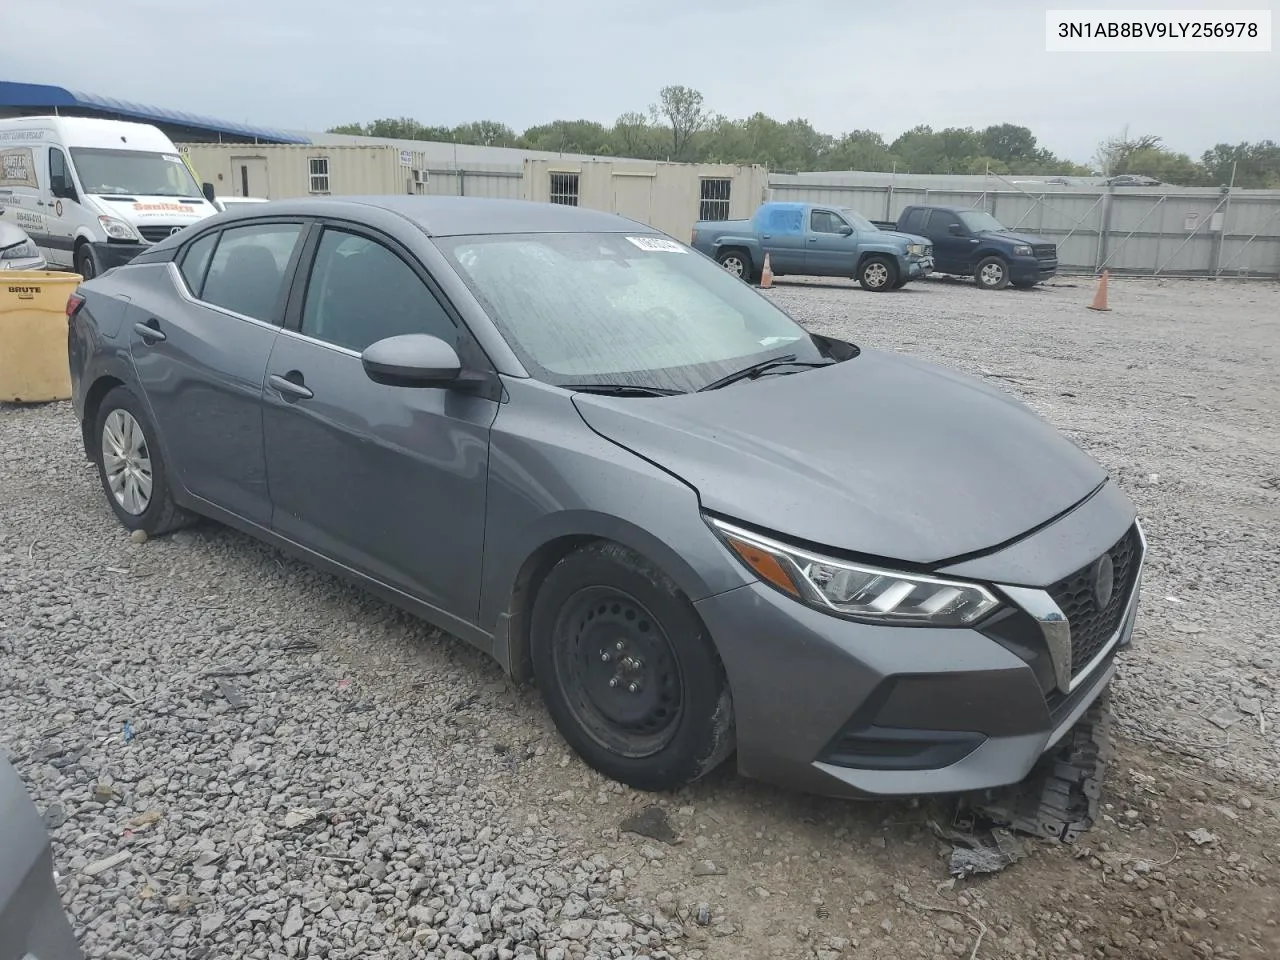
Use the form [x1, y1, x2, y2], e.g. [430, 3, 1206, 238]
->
[709, 518, 1001, 627]
[906, 243, 926, 257]
[1, 239, 39, 260]
[98, 216, 138, 241]
[1012, 244, 1032, 256]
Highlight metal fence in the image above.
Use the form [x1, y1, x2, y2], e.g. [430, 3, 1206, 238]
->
[768, 171, 1280, 278]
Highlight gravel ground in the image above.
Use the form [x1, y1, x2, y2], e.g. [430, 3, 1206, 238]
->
[2, 274, 1278, 960]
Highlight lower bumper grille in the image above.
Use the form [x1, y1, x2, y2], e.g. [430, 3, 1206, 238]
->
[1033, 244, 1057, 259]
[137, 225, 184, 243]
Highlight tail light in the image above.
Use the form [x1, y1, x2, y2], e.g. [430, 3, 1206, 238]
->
[66, 291, 86, 320]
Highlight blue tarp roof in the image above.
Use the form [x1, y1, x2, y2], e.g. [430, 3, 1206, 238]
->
[0, 81, 310, 144]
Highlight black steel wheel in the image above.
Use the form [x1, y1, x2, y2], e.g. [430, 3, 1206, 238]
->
[531, 542, 735, 791]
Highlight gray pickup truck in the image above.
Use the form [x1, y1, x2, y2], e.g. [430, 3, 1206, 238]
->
[1, 756, 83, 959]
[690, 201, 934, 291]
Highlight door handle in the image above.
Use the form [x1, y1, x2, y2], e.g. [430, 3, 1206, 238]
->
[807, 237, 818, 243]
[761, 234, 772, 239]
[133, 320, 166, 343]
[269, 373, 314, 401]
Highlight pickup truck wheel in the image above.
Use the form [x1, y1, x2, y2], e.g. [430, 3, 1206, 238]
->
[858, 256, 897, 292]
[975, 256, 1011, 290]
[716, 249, 754, 283]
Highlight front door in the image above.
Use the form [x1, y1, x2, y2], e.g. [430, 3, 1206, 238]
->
[804, 208, 858, 277]
[927, 209, 977, 274]
[127, 219, 305, 527]
[262, 224, 498, 621]
[44, 146, 80, 269]
[229, 156, 269, 198]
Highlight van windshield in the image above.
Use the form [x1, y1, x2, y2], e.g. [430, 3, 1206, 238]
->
[69, 148, 203, 198]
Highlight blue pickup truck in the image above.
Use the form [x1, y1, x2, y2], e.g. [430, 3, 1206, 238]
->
[690, 201, 934, 291]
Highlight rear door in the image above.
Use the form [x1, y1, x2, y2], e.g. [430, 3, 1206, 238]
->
[755, 204, 807, 274]
[804, 208, 858, 276]
[262, 222, 499, 621]
[127, 218, 306, 527]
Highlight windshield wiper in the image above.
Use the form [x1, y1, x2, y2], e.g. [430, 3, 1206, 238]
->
[697, 355, 833, 392]
[568, 383, 683, 397]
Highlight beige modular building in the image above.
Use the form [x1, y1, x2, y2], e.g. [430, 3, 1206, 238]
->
[179, 143, 770, 243]
[522, 159, 770, 241]
[179, 143, 432, 201]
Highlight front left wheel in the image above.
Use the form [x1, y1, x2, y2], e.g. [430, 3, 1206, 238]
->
[92, 386, 194, 536]
[531, 542, 735, 792]
[858, 256, 897, 292]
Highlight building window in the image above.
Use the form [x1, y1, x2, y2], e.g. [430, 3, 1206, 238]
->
[549, 172, 579, 206]
[699, 178, 732, 221]
[308, 157, 330, 194]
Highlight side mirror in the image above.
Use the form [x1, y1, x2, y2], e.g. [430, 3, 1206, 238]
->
[51, 179, 76, 202]
[837, 224, 854, 236]
[362, 334, 461, 388]
[948, 223, 965, 236]
[202, 182, 216, 204]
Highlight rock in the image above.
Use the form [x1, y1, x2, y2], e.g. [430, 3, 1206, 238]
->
[83, 851, 130, 877]
[619, 805, 679, 844]
[130, 529, 148, 544]
[1208, 707, 1241, 729]
[283, 904, 304, 938]
[695, 903, 712, 926]
[692, 859, 727, 876]
[1186, 828, 1218, 846]
[881, 918, 894, 935]
[560, 919, 595, 940]
[199, 912, 226, 936]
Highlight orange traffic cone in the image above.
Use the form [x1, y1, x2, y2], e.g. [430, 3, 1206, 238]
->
[760, 253, 774, 289]
[1087, 270, 1111, 311]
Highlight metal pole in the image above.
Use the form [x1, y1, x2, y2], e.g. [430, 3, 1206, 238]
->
[1212, 160, 1237, 277]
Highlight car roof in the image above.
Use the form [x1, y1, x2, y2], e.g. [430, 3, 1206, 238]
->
[211, 195, 656, 238]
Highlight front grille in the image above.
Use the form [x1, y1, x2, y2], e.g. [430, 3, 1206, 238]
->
[1046, 525, 1141, 677]
[1032, 243, 1057, 259]
[138, 225, 182, 243]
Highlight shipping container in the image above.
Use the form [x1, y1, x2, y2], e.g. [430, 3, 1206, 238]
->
[178, 143, 431, 201]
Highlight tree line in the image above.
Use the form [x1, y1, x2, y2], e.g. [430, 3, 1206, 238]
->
[329, 86, 1280, 189]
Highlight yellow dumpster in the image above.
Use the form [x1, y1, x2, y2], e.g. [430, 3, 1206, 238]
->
[0, 270, 83, 403]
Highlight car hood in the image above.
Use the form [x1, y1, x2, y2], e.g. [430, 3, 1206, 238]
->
[875, 229, 930, 247]
[979, 229, 1049, 247]
[572, 348, 1106, 565]
[0, 217, 32, 248]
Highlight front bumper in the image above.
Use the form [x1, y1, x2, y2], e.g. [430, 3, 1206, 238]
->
[901, 254, 934, 279]
[696, 493, 1144, 798]
[86, 241, 145, 275]
[1010, 255, 1058, 284]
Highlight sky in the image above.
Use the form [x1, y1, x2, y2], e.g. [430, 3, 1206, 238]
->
[6, 0, 1278, 164]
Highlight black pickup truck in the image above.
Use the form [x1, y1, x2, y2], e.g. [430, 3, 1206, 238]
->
[879, 205, 1058, 290]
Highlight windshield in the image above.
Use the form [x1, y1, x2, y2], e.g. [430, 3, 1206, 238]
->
[838, 208, 876, 231]
[957, 210, 1007, 233]
[436, 232, 830, 392]
[69, 148, 203, 198]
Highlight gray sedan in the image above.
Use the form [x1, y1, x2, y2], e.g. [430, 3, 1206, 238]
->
[67, 196, 1145, 798]
[0, 211, 48, 271]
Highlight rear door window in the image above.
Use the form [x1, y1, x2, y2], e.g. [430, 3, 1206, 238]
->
[178, 232, 218, 297]
[199, 223, 303, 323]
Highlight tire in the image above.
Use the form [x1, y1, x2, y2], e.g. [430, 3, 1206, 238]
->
[75, 244, 96, 281]
[975, 255, 1011, 290]
[892, 274, 910, 289]
[92, 385, 194, 536]
[531, 542, 735, 792]
[1011, 279, 1038, 290]
[857, 256, 897, 292]
[716, 248, 755, 283]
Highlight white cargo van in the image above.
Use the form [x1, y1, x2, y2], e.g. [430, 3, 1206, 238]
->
[0, 116, 219, 278]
